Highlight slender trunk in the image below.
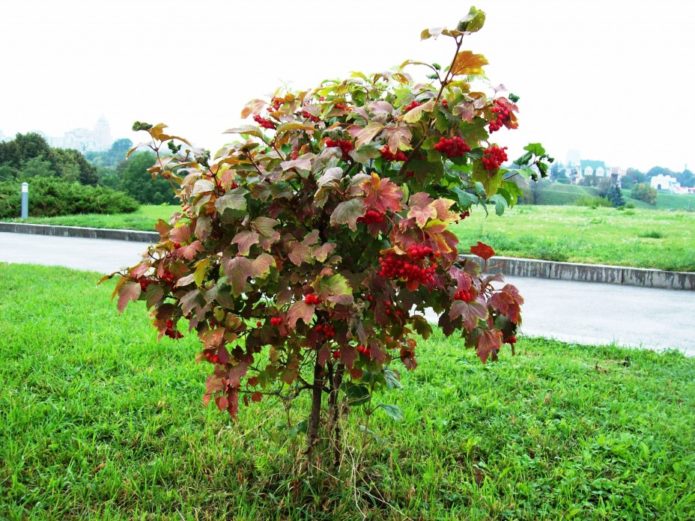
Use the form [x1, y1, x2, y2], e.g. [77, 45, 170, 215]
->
[328, 363, 345, 467]
[306, 359, 325, 456]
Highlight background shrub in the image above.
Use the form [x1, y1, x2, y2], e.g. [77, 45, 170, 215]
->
[0, 177, 138, 218]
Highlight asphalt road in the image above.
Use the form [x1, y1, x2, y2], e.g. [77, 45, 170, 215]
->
[2, 232, 694, 355]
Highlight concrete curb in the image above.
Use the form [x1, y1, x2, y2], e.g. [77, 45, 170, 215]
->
[460, 255, 694, 291]
[0, 222, 159, 243]
[2, 221, 693, 290]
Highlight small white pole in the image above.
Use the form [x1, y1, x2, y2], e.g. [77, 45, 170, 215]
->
[21, 182, 29, 219]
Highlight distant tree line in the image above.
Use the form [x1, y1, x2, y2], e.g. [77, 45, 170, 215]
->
[0, 133, 178, 211]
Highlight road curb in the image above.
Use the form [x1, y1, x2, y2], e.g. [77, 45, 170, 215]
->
[460, 255, 694, 291]
[2, 221, 693, 290]
[0, 222, 159, 243]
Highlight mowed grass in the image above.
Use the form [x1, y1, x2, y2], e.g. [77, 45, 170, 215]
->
[1, 264, 694, 520]
[14, 204, 178, 231]
[453, 205, 695, 271]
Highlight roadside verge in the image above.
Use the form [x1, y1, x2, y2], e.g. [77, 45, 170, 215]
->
[2, 221, 693, 291]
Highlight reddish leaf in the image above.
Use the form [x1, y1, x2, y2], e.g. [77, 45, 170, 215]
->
[449, 300, 488, 331]
[287, 301, 315, 329]
[232, 231, 260, 256]
[477, 329, 502, 363]
[407, 192, 436, 228]
[361, 173, 403, 213]
[177, 240, 203, 260]
[117, 282, 141, 313]
[470, 241, 495, 260]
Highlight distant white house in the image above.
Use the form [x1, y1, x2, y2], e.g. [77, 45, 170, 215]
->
[650, 174, 680, 192]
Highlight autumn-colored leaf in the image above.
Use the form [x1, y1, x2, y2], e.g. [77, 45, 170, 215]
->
[241, 98, 266, 119]
[477, 329, 502, 363]
[470, 241, 495, 260]
[330, 198, 365, 231]
[117, 282, 141, 313]
[451, 51, 488, 76]
[361, 173, 403, 213]
[407, 192, 436, 228]
[287, 300, 315, 329]
[232, 231, 260, 256]
[355, 122, 384, 148]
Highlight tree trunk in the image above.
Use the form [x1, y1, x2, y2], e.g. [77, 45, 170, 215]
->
[328, 363, 345, 467]
[306, 359, 325, 456]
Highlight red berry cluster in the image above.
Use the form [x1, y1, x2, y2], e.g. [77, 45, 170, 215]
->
[358, 209, 385, 225]
[160, 270, 176, 286]
[505, 335, 517, 345]
[482, 145, 508, 172]
[402, 100, 421, 112]
[460, 210, 470, 220]
[270, 97, 283, 110]
[301, 110, 320, 122]
[138, 277, 153, 292]
[333, 102, 349, 111]
[489, 98, 513, 132]
[314, 323, 335, 338]
[357, 344, 369, 356]
[203, 350, 220, 364]
[453, 288, 475, 302]
[304, 293, 321, 305]
[270, 317, 283, 327]
[325, 138, 354, 160]
[165, 319, 183, 339]
[380, 145, 408, 162]
[253, 114, 276, 129]
[434, 136, 471, 158]
[378, 248, 437, 288]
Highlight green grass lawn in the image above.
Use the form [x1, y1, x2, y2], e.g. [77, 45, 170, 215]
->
[453, 205, 695, 271]
[1, 264, 693, 520]
[533, 183, 695, 210]
[14, 204, 178, 231]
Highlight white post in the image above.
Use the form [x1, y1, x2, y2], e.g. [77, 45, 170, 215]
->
[21, 182, 29, 219]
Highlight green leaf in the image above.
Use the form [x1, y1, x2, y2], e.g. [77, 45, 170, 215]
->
[384, 367, 402, 389]
[377, 404, 403, 421]
[489, 194, 508, 216]
[452, 187, 478, 210]
[458, 6, 486, 33]
[524, 143, 546, 156]
[343, 382, 370, 406]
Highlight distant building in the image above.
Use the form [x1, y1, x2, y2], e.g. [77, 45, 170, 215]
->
[580, 159, 607, 178]
[47, 117, 112, 152]
[650, 174, 680, 192]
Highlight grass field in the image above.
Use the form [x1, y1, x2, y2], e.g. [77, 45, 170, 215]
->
[533, 183, 695, 210]
[13, 204, 178, 231]
[453, 204, 695, 271]
[1, 264, 694, 520]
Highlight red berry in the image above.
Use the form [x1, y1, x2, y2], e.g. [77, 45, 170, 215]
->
[325, 138, 354, 160]
[481, 145, 508, 172]
[256, 321, 262, 327]
[357, 209, 385, 225]
[304, 293, 321, 305]
[270, 317, 283, 327]
[434, 136, 471, 158]
[460, 210, 471, 220]
[253, 114, 276, 129]
[380, 145, 408, 162]
[402, 100, 421, 112]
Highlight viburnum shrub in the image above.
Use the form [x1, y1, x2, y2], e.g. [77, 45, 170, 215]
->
[106, 7, 552, 457]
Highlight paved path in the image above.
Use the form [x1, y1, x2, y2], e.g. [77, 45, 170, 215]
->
[2, 232, 694, 355]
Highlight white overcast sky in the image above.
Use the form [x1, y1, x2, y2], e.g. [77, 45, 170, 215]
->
[1, 0, 694, 171]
